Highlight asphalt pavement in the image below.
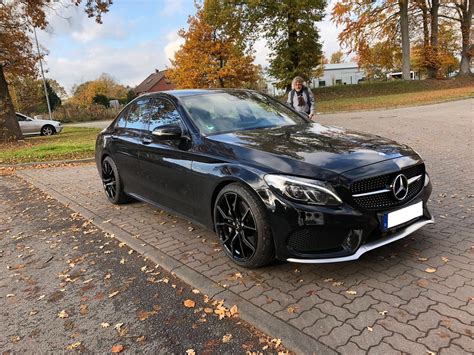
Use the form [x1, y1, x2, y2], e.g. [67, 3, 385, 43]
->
[0, 174, 288, 353]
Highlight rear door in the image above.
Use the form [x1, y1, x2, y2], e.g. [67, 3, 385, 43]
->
[138, 97, 195, 216]
[16, 114, 34, 135]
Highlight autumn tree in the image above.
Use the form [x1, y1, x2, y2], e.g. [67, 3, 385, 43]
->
[332, 0, 413, 79]
[0, 0, 112, 141]
[205, 0, 326, 91]
[440, 0, 473, 75]
[330, 51, 344, 64]
[10, 77, 64, 114]
[166, 8, 259, 89]
[71, 73, 128, 107]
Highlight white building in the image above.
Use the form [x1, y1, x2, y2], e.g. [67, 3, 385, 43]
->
[265, 62, 366, 96]
[310, 63, 365, 88]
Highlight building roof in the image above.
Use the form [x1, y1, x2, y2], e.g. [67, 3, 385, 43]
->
[134, 70, 168, 94]
[324, 63, 359, 70]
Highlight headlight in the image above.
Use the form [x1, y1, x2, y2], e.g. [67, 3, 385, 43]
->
[264, 174, 342, 206]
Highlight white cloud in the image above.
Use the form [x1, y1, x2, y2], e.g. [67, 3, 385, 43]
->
[43, 42, 170, 94]
[161, 0, 185, 16]
[163, 31, 184, 62]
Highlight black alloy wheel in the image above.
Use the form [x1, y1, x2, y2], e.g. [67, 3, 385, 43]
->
[101, 156, 129, 204]
[214, 183, 274, 268]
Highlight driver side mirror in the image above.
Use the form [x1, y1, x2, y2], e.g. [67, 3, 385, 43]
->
[151, 122, 183, 140]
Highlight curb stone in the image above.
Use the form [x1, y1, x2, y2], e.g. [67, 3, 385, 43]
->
[17, 169, 336, 355]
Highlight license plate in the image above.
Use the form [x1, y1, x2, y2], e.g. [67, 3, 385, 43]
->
[383, 201, 423, 230]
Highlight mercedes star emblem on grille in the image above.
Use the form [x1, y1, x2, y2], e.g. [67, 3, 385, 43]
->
[392, 174, 409, 200]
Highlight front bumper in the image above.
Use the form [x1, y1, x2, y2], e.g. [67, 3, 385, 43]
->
[55, 125, 63, 134]
[259, 176, 433, 263]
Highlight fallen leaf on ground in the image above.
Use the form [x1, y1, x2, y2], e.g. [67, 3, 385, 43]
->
[58, 310, 69, 318]
[229, 305, 238, 316]
[37, 295, 46, 300]
[192, 289, 200, 294]
[417, 279, 430, 287]
[367, 326, 373, 332]
[379, 310, 388, 316]
[109, 291, 120, 298]
[271, 338, 282, 347]
[137, 309, 157, 321]
[418, 257, 428, 261]
[6, 294, 15, 298]
[104, 274, 111, 279]
[111, 344, 124, 353]
[332, 281, 344, 286]
[186, 350, 195, 355]
[346, 290, 357, 295]
[120, 258, 125, 264]
[65, 342, 81, 350]
[136, 335, 146, 343]
[184, 299, 195, 308]
[82, 279, 93, 284]
[118, 242, 126, 247]
[222, 334, 232, 343]
[101, 322, 110, 328]
[287, 307, 296, 313]
[425, 267, 437, 273]
[441, 256, 449, 263]
[323, 278, 334, 282]
[79, 304, 88, 315]
[204, 307, 213, 314]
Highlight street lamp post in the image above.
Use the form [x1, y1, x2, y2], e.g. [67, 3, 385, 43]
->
[33, 26, 52, 120]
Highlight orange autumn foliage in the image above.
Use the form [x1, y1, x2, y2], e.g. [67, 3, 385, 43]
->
[167, 9, 259, 89]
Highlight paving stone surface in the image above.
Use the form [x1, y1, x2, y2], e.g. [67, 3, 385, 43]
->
[18, 99, 474, 353]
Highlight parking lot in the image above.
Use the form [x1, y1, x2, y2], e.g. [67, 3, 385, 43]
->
[18, 99, 473, 353]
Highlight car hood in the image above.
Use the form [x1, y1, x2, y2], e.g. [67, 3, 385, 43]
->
[33, 119, 61, 125]
[206, 123, 417, 177]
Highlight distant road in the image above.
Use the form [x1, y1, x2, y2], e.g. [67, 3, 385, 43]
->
[65, 120, 112, 129]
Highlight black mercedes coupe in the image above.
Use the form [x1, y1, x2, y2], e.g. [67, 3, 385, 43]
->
[95, 89, 433, 268]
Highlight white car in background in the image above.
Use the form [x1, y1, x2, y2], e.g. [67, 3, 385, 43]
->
[16, 112, 63, 136]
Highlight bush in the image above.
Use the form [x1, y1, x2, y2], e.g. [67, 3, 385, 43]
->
[52, 102, 120, 123]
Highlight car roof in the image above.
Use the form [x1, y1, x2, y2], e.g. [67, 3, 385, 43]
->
[138, 88, 255, 99]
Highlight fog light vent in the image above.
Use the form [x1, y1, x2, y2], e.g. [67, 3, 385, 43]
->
[342, 230, 363, 251]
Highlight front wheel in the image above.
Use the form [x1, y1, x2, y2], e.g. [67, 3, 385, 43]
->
[101, 156, 129, 204]
[214, 183, 275, 268]
[41, 125, 55, 136]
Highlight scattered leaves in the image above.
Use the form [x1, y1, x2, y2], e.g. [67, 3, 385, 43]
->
[441, 256, 449, 263]
[184, 299, 196, 308]
[65, 342, 81, 350]
[367, 326, 373, 332]
[346, 290, 357, 295]
[192, 289, 200, 294]
[425, 267, 437, 273]
[101, 322, 110, 328]
[111, 344, 124, 353]
[58, 310, 69, 318]
[222, 334, 232, 343]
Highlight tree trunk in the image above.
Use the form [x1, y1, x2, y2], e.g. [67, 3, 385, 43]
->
[459, 0, 473, 75]
[287, 9, 299, 89]
[428, 0, 440, 78]
[0, 65, 22, 142]
[399, 0, 411, 80]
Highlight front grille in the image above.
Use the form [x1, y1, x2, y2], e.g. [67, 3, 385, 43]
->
[287, 228, 346, 253]
[351, 164, 425, 211]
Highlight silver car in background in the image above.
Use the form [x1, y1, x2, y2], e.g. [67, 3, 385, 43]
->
[16, 112, 63, 136]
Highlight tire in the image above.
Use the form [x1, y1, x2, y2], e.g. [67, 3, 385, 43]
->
[214, 183, 275, 268]
[101, 156, 130, 204]
[41, 125, 55, 136]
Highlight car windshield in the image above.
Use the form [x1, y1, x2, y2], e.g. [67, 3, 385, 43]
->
[180, 91, 307, 135]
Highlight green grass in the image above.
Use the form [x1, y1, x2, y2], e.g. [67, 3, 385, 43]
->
[0, 127, 100, 164]
[278, 76, 474, 112]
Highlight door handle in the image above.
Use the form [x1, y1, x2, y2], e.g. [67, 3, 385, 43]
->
[142, 137, 152, 145]
[111, 135, 118, 140]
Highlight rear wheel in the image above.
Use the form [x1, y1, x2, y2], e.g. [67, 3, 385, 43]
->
[101, 156, 129, 204]
[41, 125, 55, 136]
[214, 183, 274, 268]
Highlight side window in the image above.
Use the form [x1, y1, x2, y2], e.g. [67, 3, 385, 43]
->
[16, 114, 26, 122]
[126, 98, 150, 130]
[148, 98, 182, 131]
[115, 106, 129, 128]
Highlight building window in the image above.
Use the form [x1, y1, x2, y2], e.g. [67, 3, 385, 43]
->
[318, 80, 326, 87]
[336, 79, 342, 85]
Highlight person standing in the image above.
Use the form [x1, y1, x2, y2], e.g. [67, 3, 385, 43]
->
[287, 76, 316, 120]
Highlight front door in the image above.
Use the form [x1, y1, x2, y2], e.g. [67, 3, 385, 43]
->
[138, 97, 195, 217]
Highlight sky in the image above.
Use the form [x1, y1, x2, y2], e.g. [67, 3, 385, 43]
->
[37, 0, 342, 94]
